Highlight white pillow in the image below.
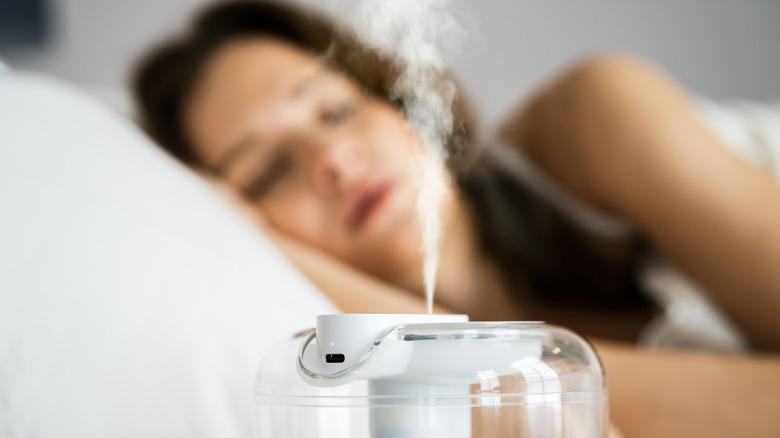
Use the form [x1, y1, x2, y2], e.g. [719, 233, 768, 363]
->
[0, 71, 338, 438]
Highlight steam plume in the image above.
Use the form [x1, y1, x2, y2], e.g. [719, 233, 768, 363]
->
[339, 0, 466, 313]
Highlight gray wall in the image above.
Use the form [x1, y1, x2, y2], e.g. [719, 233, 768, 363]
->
[4, 0, 780, 125]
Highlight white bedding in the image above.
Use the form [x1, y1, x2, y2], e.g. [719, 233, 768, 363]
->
[0, 70, 337, 438]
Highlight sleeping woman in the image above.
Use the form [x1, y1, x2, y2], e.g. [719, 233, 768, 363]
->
[132, 2, 780, 437]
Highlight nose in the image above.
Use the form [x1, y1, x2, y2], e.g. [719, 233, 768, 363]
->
[307, 131, 362, 196]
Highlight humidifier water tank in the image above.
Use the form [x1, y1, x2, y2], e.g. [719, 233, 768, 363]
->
[254, 315, 608, 438]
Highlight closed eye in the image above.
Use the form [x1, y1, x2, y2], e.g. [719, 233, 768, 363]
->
[321, 102, 357, 125]
[243, 151, 292, 200]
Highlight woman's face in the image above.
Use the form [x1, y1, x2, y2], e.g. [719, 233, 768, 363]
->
[185, 37, 426, 283]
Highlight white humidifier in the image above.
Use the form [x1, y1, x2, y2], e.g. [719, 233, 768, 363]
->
[254, 314, 608, 437]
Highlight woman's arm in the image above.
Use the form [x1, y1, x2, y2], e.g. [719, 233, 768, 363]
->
[210, 178, 450, 314]
[501, 53, 780, 349]
[266, 230, 454, 314]
[596, 340, 780, 438]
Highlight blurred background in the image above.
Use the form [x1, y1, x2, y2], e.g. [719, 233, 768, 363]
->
[2, 0, 779, 125]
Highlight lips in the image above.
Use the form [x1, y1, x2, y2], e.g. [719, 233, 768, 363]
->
[346, 180, 393, 231]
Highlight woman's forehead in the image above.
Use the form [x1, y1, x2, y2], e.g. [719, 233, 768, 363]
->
[185, 38, 325, 167]
[199, 38, 322, 104]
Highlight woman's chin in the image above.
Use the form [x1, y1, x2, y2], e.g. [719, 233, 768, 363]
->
[355, 217, 424, 285]
[343, 181, 427, 284]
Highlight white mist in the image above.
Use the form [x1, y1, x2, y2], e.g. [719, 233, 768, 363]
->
[341, 0, 466, 313]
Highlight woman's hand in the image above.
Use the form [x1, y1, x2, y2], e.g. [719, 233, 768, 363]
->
[207, 175, 454, 315]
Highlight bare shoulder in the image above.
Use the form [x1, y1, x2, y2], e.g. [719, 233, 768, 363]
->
[498, 52, 691, 212]
[501, 53, 780, 349]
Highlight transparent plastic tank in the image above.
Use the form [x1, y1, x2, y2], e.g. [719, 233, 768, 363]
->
[255, 314, 608, 438]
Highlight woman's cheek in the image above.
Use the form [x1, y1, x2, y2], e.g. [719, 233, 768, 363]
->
[266, 196, 331, 245]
